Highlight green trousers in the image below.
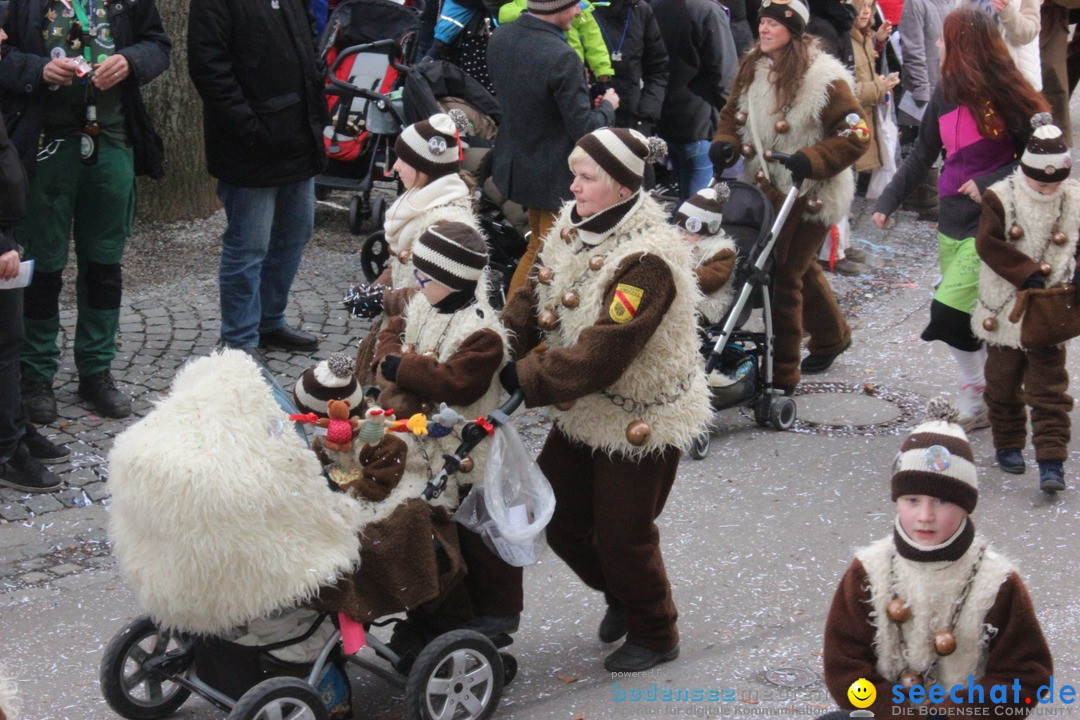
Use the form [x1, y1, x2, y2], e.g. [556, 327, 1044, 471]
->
[19, 136, 134, 382]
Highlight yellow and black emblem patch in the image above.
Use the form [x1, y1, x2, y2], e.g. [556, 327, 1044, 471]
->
[609, 284, 644, 323]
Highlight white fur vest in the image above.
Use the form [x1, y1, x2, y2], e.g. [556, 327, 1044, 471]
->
[856, 535, 1015, 688]
[736, 49, 856, 228]
[972, 174, 1080, 349]
[107, 350, 365, 635]
[536, 194, 712, 459]
[383, 174, 479, 289]
[692, 233, 738, 324]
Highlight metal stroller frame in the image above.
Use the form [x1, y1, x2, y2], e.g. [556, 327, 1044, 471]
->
[689, 154, 804, 459]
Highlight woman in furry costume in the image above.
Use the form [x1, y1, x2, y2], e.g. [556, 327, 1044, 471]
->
[352, 112, 481, 381]
[500, 127, 710, 673]
[709, 0, 868, 393]
[871, 8, 1047, 431]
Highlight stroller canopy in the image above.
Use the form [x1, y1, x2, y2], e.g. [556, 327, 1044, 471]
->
[402, 58, 502, 126]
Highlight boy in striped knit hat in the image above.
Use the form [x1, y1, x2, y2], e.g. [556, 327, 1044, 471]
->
[673, 185, 738, 325]
[820, 399, 1052, 719]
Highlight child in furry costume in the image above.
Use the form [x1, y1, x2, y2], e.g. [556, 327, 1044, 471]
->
[821, 400, 1052, 719]
[972, 116, 1080, 494]
[672, 185, 738, 325]
[0, 670, 17, 720]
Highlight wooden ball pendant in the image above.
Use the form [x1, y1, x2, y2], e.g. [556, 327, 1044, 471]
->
[933, 630, 957, 656]
[982, 317, 998, 332]
[420, 402, 433, 415]
[421, 350, 437, 358]
[774, 119, 790, 134]
[560, 227, 578, 244]
[554, 400, 576, 411]
[1008, 224, 1024, 240]
[626, 419, 652, 446]
[589, 255, 605, 272]
[397, 249, 412, 264]
[735, 110, 748, 125]
[537, 266, 555, 285]
[899, 671, 923, 689]
[1040, 263, 1053, 275]
[806, 196, 824, 213]
[1052, 230, 1069, 246]
[561, 290, 580, 309]
[755, 169, 767, 183]
[400, 344, 415, 355]
[886, 597, 912, 623]
[538, 306, 560, 331]
[458, 457, 474, 473]
[741, 143, 756, 158]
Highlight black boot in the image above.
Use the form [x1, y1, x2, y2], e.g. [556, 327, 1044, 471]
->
[598, 603, 628, 643]
[23, 425, 71, 464]
[21, 377, 58, 425]
[0, 445, 63, 493]
[78, 371, 132, 419]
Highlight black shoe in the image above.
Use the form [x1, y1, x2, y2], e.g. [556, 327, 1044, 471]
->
[21, 377, 58, 425]
[603, 641, 679, 672]
[22, 426, 70, 464]
[0, 445, 63, 494]
[259, 324, 319, 351]
[460, 613, 520, 638]
[78, 371, 132, 419]
[996, 448, 1026, 475]
[1038, 461, 1066, 493]
[800, 339, 852, 374]
[598, 604, 628, 643]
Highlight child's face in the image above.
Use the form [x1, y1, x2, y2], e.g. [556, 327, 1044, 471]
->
[393, 158, 425, 189]
[680, 229, 701, 244]
[413, 268, 453, 304]
[1023, 174, 1064, 196]
[896, 495, 968, 547]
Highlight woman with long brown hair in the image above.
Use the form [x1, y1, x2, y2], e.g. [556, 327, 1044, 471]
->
[872, 7, 1047, 431]
[710, 0, 869, 393]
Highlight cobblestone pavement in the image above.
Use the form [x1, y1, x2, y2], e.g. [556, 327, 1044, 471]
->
[0, 193, 938, 591]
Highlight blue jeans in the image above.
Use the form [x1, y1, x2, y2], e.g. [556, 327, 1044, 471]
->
[668, 140, 714, 202]
[217, 178, 314, 348]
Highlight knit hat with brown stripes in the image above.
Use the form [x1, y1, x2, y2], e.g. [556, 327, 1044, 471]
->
[413, 221, 488, 291]
[394, 113, 464, 179]
[294, 353, 366, 418]
[891, 398, 978, 513]
[574, 127, 668, 192]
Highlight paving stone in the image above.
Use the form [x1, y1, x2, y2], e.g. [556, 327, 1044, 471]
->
[19, 572, 50, 584]
[50, 564, 83, 577]
[24, 495, 64, 515]
[84, 482, 110, 502]
[17, 558, 49, 571]
[0, 505, 29, 522]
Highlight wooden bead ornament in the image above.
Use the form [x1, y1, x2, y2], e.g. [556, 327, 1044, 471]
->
[886, 597, 912, 623]
[806, 196, 824, 213]
[538, 307, 559, 331]
[458, 457, 474, 473]
[537, 266, 555, 285]
[735, 111, 748, 125]
[899, 671, 923, 689]
[589, 255, 605, 272]
[1052, 230, 1068, 246]
[1040, 263, 1053, 275]
[1008, 224, 1024, 240]
[554, 400, 576, 411]
[421, 350, 437, 358]
[561, 290, 580, 309]
[397, 249, 412, 264]
[933, 630, 957, 656]
[982, 317, 998, 332]
[774, 119, 790, 134]
[626, 419, 652, 446]
[755, 169, 767, 183]
[400, 344, 415, 355]
[561, 227, 577, 244]
[741, 143, 755, 158]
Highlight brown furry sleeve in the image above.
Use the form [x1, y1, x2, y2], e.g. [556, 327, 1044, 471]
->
[975, 190, 1044, 289]
[374, 315, 407, 368]
[823, 559, 909, 717]
[801, 80, 868, 180]
[515, 253, 676, 408]
[394, 328, 505, 408]
[695, 248, 737, 294]
[501, 279, 544, 361]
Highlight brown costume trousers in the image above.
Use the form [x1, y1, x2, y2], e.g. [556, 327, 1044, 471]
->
[985, 344, 1073, 462]
[508, 209, 557, 296]
[772, 205, 851, 388]
[538, 427, 680, 652]
[457, 498, 525, 617]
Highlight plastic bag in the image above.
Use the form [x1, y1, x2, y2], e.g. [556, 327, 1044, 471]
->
[867, 101, 899, 200]
[454, 424, 555, 566]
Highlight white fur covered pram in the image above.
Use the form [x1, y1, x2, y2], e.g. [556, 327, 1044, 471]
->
[107, 350, 365, 636]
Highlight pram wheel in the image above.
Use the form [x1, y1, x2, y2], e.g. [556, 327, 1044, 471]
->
[228, 677, 329, 720]
[360, 230, 391, 284]
[405, 629, 504, 720]
[100, 615, 192, 720]
[769, 396, 797, 430]
[499, 652, 518, 685]
[365, 195, 387, 234]
[349, 195, 366, 235]
[688, 430, 711, 460]
[753, 394, 772, 428]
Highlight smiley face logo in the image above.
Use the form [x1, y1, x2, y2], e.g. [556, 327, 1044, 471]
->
[848, 678, 876, 709]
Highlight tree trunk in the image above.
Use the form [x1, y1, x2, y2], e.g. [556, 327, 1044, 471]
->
[134, 0, 219, 222]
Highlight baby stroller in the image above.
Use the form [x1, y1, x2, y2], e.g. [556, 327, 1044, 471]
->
[316, 0, 422, 234]
[99, 352, 524, 720]
[688, 154, 804, 460]
[357, 58, 529, 309]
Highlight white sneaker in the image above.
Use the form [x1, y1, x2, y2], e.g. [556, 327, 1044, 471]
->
[959, 406, 990, 432]
[957, 383, 989, 432]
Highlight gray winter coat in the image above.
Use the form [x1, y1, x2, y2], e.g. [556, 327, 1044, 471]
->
[898, 0, 950, 103]
[488, 13, 615, 211]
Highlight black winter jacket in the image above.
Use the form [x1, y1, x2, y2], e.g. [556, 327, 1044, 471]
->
[488, 13, 615, 211]
[188, 0, 328, 187]
[594, 0, 669, 134]
[807, 0, 855, 69]
[651, 0, 738, 144]
[0, 117, 26, 255]
[0, 0, 171, 179]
